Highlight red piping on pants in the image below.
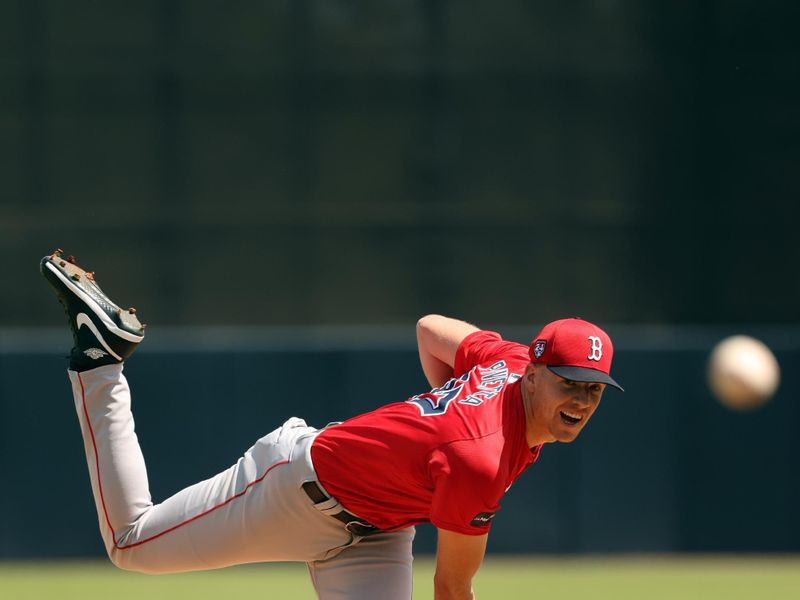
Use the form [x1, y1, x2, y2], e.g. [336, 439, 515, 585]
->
[77, 372, 289, 550]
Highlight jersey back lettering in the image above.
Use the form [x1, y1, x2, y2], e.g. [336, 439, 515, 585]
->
[311, 331, 541, 536]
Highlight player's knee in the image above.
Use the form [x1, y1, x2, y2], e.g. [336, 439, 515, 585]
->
[106, 547, 135, 572]
[106, 547, 129, 571]
[107, 547, 161, 574]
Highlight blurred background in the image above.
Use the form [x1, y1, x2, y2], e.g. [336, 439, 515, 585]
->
[1, 0, 799, 565]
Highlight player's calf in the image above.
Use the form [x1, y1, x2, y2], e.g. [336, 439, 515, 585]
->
[40, 249, 145, 372]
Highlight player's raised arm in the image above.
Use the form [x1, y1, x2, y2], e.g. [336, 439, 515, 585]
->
[416, 315, 480, 388]
[434, 528, 487, 600]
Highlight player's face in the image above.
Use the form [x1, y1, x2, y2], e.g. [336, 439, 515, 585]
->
[525, 364, 605, 444]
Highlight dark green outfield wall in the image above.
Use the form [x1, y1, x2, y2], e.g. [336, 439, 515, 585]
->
[1, 327, 798, 558]
[3, 1, 800, 328]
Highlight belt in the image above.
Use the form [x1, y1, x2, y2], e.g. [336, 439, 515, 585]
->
[302, 481, 382, 537]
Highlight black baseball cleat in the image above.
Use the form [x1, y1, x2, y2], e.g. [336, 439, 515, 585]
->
[40, 249, 145, 372]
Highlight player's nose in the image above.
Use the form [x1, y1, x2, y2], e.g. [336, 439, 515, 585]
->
[570, 385, 594, 406]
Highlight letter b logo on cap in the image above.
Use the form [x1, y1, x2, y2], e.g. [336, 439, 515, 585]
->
[588, 336, 603, 361]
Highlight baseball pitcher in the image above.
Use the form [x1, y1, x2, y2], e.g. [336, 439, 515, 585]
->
[41, 249, 623, 600]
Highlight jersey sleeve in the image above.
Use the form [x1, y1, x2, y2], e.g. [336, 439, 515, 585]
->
[427, 442, 503, 536]
[453, 330, 528, 378]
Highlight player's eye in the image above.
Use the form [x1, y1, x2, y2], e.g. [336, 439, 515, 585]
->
[589, 383, 605, 396]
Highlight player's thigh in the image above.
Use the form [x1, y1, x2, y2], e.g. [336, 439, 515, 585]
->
[307, 527, 415, 600]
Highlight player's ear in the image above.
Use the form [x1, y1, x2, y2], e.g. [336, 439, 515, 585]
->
[523, 362, 537, 392]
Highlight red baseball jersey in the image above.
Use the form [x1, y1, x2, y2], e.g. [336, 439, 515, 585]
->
[310, 330, 542, 536]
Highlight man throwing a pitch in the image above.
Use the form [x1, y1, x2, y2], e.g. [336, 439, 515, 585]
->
[41, 249, 623, 600]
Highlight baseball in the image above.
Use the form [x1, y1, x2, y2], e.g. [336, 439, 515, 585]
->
[707, 335, 780, 411]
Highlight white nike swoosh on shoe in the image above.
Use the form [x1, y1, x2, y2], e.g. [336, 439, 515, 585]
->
[77, 313, 123, 361]
[44, 261, 143, 343]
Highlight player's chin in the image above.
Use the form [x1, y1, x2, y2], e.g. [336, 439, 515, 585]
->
[555, 429, 582, 443]
[553, 419, 586, 442]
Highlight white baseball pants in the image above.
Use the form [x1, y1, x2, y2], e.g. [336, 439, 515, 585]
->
[68, 364, 415, 599]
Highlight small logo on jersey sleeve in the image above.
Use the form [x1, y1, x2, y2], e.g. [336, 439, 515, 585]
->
[470, 512, 496, 527]
[533, 340, 546, 359]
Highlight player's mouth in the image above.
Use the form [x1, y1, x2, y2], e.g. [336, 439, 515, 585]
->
[559, 410, 583, 426]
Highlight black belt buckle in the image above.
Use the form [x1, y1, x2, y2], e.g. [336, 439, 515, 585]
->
[303, 481, 381, 536]
[345, 520, 379, 537]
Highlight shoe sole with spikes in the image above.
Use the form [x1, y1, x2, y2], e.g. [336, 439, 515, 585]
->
[40, 249, 145, 371]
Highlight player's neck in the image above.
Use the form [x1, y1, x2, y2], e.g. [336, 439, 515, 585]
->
[520, 381, 556, 447]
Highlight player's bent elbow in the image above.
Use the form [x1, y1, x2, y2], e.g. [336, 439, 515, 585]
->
[416, 314, 462, 351]
[417, 314, 446, 336]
